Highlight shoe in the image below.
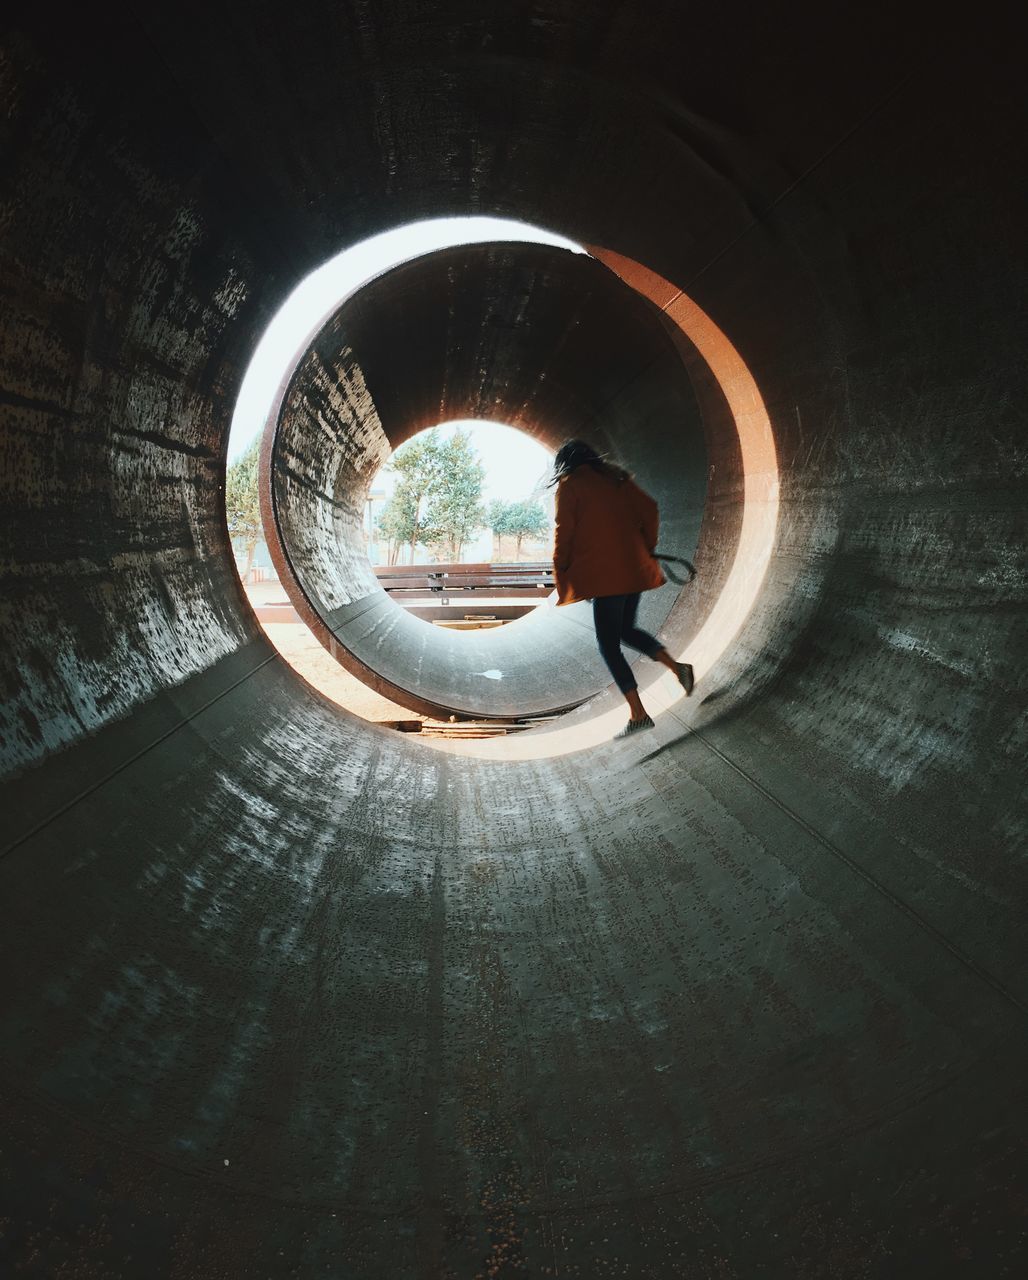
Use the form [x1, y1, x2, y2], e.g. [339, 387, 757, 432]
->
[614, 715, 655, 740]
[676, 662, 694, 696]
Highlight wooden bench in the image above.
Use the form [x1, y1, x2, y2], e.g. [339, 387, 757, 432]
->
[374, 562, 554, 603]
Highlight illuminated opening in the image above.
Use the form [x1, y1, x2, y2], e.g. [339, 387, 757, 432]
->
[225, 218, 581, 724]
[367, 420, 555, 634]
[223, 218, 780, 750]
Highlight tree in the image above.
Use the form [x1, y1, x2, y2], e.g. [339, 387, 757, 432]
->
[487, 498, 512, 558]
[377, 488, 418, 565]
[423, 430, 485, 562]
[225, 438, 263, 581]
[507, 499, 550, 560]
[377, 430, 447, 564]
[376, 428, 485, 564]
[488, 497, 551, 561]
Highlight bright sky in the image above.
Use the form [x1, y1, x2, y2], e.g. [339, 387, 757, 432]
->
[228, 216, 584, 468]
[370, 420, 554, 506]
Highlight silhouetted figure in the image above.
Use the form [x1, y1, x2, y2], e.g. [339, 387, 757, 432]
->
[551, 439, 694, 738]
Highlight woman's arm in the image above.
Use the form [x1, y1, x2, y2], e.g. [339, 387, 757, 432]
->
[552, 481, 576, 592]
[630, 480, 660, 551]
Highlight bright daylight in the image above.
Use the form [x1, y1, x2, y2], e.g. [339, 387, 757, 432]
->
[223, 217, 579, 724]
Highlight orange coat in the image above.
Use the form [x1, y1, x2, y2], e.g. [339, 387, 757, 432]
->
[552, 466, 666, 605]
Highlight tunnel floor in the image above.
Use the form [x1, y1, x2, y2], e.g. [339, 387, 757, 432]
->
[2, 647, 1025, 1276]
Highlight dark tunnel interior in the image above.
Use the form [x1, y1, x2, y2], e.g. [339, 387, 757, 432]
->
[1, 4, 1025, 1276]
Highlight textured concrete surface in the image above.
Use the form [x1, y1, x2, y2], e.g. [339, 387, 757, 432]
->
[1, 4, 1026, 1277]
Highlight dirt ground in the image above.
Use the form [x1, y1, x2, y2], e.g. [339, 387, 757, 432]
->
[244, 581, 426, 724]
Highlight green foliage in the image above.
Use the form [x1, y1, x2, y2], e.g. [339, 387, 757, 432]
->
[376, 489, 420, 563]
[506, 499, 550, 544]
[487, 497, 551, 560]
[225, 438, 262, 537]
[378, 428, 485, 563]
[377, 430, 446, 562]
[225, 438, 263, 577]
[424, 431, 485, 562]
[487, 498, 513, 537]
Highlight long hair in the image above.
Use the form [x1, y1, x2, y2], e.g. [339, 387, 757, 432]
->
[549, 438, 630, 486]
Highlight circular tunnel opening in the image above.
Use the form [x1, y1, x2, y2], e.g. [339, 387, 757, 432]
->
[367, 419, 556, 629]
[370, 421, 554, 575]
[260, 239, 717, 724]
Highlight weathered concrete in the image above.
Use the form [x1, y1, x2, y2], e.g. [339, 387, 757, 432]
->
[1, 4, 1025, 1277]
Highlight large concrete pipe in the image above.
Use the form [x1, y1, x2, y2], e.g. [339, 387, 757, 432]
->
[1, 4, 1024, 1277]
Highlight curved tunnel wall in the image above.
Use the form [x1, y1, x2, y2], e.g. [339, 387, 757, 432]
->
[1, 5, 1025, 1275]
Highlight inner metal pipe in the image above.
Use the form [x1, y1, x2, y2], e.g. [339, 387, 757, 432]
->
[261, 243, 711, 720]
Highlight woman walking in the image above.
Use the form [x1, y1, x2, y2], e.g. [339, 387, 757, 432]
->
[551, 439, 694, 739]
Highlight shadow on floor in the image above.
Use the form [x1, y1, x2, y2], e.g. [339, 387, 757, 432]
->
[638, 728, 693, 765]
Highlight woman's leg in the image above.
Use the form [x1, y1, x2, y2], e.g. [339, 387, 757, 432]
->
[593, 595, 636, 692]
[593, 596, 650, 724]
[619, 593, 664, 659]
[621, 594, 695, 694]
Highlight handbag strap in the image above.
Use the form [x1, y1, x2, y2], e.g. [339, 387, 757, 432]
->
[654, 552, 697, 584]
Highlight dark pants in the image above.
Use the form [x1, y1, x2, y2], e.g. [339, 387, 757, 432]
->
[592, 593, 663, 694]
